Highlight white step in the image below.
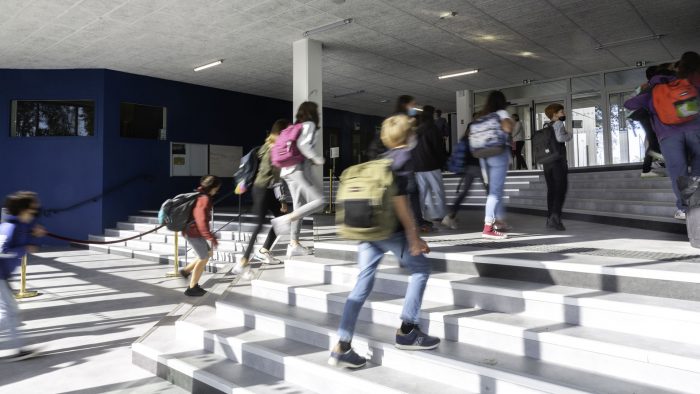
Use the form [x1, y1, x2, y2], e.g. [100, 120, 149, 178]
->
[283, 256, 700, 346]
[133, 323, 314, 394]
[213, 287, 671, 394]
[177, 305, 472, 394]
[249, 270, 700, 390]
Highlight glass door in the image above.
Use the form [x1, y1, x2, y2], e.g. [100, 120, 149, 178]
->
[572, 93, 604, 167]
[609, 91, 645, 164]
[506, 102, 533, 170]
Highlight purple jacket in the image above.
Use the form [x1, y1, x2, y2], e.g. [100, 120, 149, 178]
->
[624, 75, 700, 140]
[0, 216, 36, 280]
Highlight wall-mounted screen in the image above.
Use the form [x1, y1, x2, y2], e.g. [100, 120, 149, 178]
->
[120, 102, 166, 139]
[10, 100, 95, 137]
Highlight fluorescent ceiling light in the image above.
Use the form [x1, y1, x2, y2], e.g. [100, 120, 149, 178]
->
[596, 34, 663, 50]
[304, 18, 353, 37]
[194, 60, 223, 72]
[333, 89, 365, 99]
[440, 11, 457, 19]
[438, 69, 479, 79]
[481, 35, 497, 41]
[520, 51, 534, 57]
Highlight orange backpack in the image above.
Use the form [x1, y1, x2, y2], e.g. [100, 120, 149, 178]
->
[652, 78, 699, 125]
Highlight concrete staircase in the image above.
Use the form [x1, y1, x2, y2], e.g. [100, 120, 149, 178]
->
[329, 169, 683, 232]
[86, 212, 311, 273]
[132, 225, 700, 393]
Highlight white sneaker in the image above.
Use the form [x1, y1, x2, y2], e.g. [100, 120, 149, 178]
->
[232, 260, 251, 276]
[286, 243, 311, 257]
[641, 171, 663, 178]
[441, 215, 458, 230]
[649, 150, 664, 161]
[674, 210, 687, 220]
[271, 216, 292, 236]
[255, 249, 282, 265]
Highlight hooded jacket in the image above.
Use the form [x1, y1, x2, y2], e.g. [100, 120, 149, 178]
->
[412, 120, 447, 172]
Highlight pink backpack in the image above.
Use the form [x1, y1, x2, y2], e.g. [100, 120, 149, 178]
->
[271, 123, 305, 168]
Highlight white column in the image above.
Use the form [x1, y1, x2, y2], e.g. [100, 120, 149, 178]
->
[293, 38, 323, 187]
[456, 90, 472, 142]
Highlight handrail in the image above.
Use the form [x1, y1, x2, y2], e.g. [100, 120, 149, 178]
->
[42, 173, 155, 217]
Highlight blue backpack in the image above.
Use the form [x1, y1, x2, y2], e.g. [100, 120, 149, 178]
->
[447, 138, 469, 174]
[468, 113, 507, 158]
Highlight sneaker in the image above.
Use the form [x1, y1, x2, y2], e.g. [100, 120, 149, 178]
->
[184, 285, 206, 297]
[441, 215, 458, 230]
[286, 243, 311, 257]
[0, 348, 39, 362]
[328, 348, 367, 369]
[179, 268, 190, 279]
[270, 216, 292, 236]
[232, 261, 253, 279]
[395, 327, 440, 350]
[674, 210, 687, 220]
[482, 224, 507, 239]
[641, 169, 665, 178]
[255, 249, 282, 265]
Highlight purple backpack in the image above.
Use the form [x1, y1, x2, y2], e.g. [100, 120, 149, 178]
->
[271, 123, 305, 168]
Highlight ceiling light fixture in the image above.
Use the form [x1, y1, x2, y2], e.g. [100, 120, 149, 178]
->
[380, 99, 389, 103]
[440, 11, 457, 19]
[481, 35, 496, 41]
[333, 89, 365, 99]
[520, 51, 534, 57]
[194, 59, 223, 72]
[595, 34, 663, 50]
[438, 69, 479, 80]
[304, 18, 353, 37]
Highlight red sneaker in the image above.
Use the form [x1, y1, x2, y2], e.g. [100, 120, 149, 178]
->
[482, 224, 507, 239]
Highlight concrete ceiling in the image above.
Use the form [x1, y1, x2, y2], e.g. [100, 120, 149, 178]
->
[1, 0, 698, 116]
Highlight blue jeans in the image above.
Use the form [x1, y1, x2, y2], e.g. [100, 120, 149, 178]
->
[659, 129, 700, 210]
[337, 232, 431, 342]
[480, 149, 510, 223]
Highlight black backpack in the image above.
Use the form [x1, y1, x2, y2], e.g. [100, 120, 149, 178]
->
[532, 123, 563, 165]
[158, 192, 202, 231]
[233, 146, 261, 194]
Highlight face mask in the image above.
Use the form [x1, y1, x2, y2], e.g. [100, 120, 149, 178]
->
[559, 115, 566, 122]
[407, 108, 417, 116]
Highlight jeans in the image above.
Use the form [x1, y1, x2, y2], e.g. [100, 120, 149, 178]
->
[415, 170, 447, 220]
[282, 162, 325, 241]
[480, 149, 510, 223]
[243, 186, 283, 260]
[337, 232, 431, 342]
[0, 280, 22, 351]
[659, 129, 700, 210]
[450, 165, 482, 217]
[543, 159, 568, 217]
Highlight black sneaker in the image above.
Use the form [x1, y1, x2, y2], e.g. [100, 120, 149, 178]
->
[328, 348, 366, 369]
[179, 269, 190, 279]
[395, 327, 440, 350]
[184, 285, 206, 297]
[546, 216, 565, 231]
[0, 348, 38, 362]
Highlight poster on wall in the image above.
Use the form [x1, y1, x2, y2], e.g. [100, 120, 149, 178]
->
[209, 145, 242, 178]
[170, 142, 208, 177]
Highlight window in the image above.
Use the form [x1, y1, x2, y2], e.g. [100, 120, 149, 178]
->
[11, 100, 95, 137]
[120, 102, 167, 139]
[571, 94, 604, 167]
[609, 91, 645, 164]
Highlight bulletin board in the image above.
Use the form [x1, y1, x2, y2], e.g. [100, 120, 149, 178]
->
[170, 142, 209, 177]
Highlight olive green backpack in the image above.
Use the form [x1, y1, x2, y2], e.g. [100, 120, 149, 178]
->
[336, 159, 397, 241]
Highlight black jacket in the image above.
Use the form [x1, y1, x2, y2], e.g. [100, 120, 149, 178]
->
[412, 122, 447, 172]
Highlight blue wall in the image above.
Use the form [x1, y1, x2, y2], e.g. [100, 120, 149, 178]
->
[0, 68, 384, 242]
[0, 69, 106, 242]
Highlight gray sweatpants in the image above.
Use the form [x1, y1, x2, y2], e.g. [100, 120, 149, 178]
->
[282, 162, 325, 241]
[0, 279, 22, 351]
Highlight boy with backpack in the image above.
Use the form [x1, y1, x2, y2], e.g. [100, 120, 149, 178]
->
[625, 55, 700, 220]
[329, 114, 439, 369]
[539, 103, 572, 231]
[1, 191, 46, 361]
